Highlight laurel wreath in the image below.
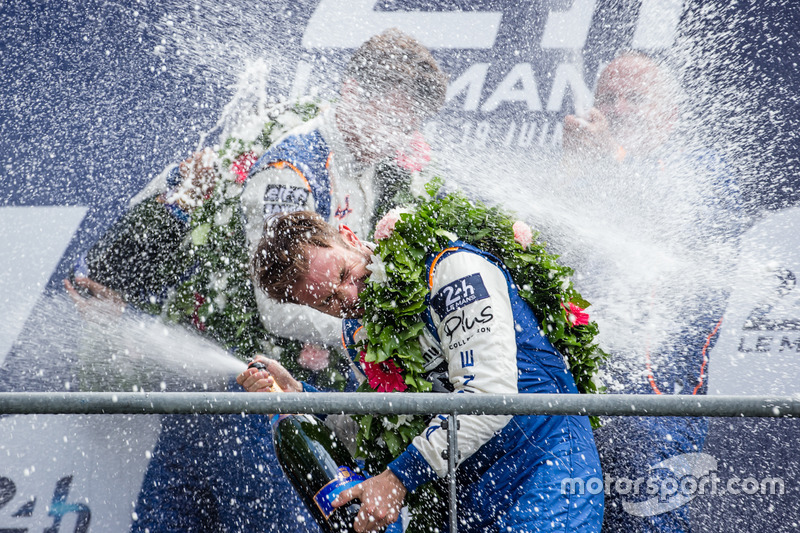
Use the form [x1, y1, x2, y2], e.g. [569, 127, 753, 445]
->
[353, 178, 608, 495]
[159, 98, 351, 388]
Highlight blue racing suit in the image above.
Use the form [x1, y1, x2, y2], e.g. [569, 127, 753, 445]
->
[343, 241, 604, 532]
[131, 407, 316, 533]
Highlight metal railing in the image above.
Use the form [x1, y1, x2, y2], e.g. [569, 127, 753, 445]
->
[2, 391, 799, 533]
[2, 391, 800, 417]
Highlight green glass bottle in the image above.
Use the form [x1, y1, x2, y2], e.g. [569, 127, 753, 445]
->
[271, 413, 365, 532]
[73, 194, 191, 312]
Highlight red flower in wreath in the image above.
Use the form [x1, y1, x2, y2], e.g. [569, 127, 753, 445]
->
[562, 302, 590, 327]
[230, 151, 258, 184]
[360, 352, 407, 392]
[191, 292, 207, 331]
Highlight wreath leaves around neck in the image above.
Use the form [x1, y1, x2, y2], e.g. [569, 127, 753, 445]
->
[353, 178, 608, 488]
[350, 178, 608, 531]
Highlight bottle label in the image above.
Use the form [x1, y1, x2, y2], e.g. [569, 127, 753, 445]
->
[313, 465, 366, 519]
[269, 414, 292, 426]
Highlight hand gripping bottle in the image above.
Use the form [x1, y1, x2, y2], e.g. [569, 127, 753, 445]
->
[249, 361, 365, 532]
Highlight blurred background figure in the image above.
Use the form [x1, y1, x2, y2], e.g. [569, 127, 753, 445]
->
[563, 51, 678, 165]
[240, 28, 447, 353]
[556, 51, 746, 533]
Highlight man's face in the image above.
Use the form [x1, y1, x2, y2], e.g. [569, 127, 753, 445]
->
[291, 239, 371, 318]
[337, 80, 422, 163]
[594, 55, 676, 152]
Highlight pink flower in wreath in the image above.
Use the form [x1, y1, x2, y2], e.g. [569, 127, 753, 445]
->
[563, 302, 590, 327]
[297, 343, 330, 371]
[374, 207, 409, 241]
[512, 221, 533, 249]
[360, 352, 407, 393]
[395, 131, 431, 172]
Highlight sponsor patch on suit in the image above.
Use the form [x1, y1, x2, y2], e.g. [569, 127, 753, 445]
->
[432, 273, 489, 319]
[263, 184, 310, 215]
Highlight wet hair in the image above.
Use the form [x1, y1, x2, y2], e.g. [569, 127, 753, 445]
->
[346, 28, 448, 119]
[252, 211, 342, 303]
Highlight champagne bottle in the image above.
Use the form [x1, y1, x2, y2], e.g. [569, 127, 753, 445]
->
[248, 362, 365, 532]
[271, 413, 365, 532]
[72, 194, 191, 311]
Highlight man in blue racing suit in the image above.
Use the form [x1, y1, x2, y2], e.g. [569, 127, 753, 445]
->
[238, 210, 605, 532]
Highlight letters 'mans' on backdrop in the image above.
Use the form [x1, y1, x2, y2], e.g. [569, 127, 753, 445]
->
[293, 0, 683, 151]
[0, 1, 797, 531]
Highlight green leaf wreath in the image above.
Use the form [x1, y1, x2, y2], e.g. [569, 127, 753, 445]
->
[160, 97, 351, 388]
[352, 179, 607, 528]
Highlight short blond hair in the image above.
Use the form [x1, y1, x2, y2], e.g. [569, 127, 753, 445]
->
[346, 28, 448, 119]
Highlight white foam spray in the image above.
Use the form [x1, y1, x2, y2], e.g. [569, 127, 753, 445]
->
[9, 294, 247, 393]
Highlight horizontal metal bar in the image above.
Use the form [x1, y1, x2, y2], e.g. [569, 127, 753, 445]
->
[1, 392, 799, 417]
